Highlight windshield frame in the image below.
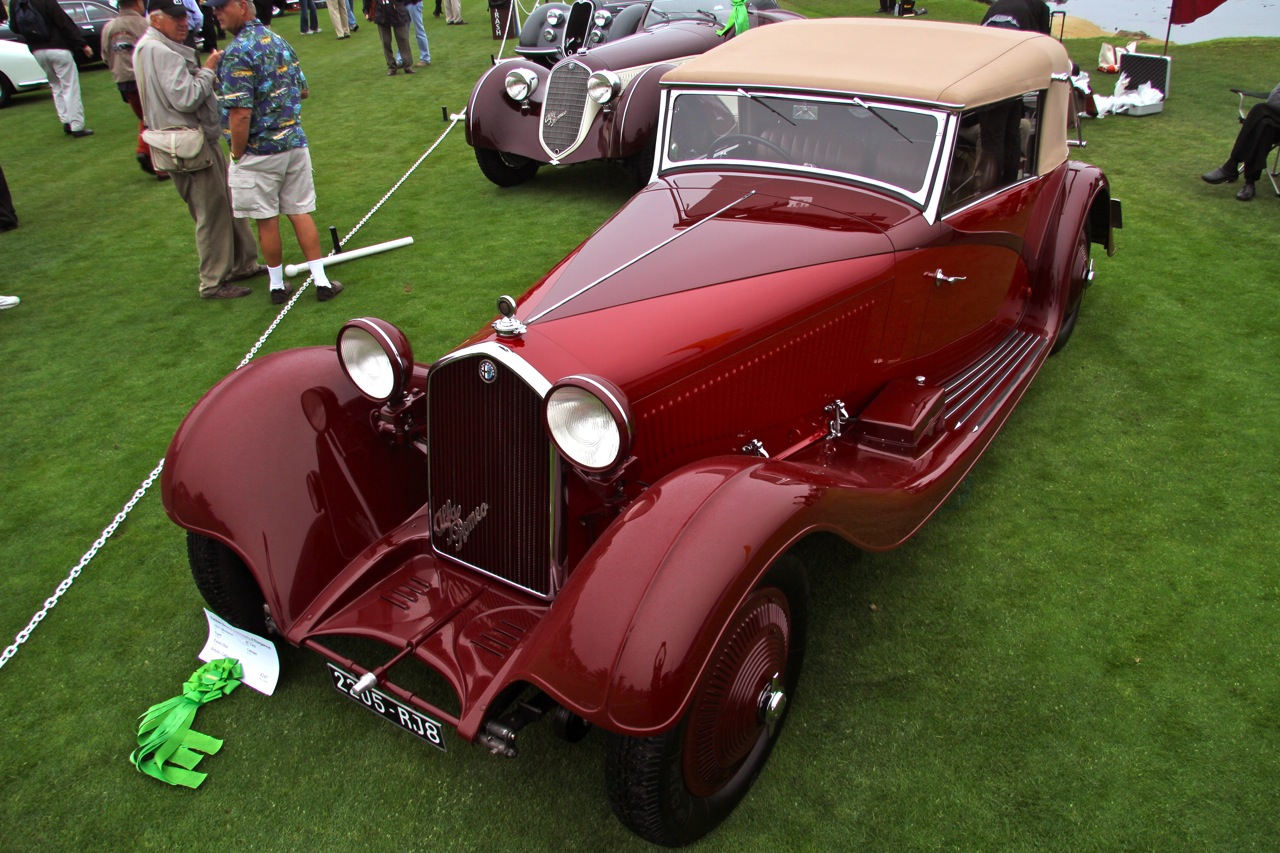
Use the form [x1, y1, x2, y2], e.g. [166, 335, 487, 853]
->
[656, 86, 951, 210]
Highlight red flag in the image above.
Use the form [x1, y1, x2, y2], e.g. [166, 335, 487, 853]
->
[1170, 0, 1229, 24]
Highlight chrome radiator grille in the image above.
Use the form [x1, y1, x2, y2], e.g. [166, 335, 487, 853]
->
[427, 352, 555, 598]
[541, 60, 590, 156]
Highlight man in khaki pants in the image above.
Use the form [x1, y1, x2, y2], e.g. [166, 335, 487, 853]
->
[135, 0, 262, 299]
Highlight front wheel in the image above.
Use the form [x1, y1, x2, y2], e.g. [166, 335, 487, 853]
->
[604, 556, 809, 847]
[187, 532, 269, 636]
[475, 147, 540, 187]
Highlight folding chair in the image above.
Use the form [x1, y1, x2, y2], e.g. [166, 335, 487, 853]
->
[1231, 87, 1280, 196]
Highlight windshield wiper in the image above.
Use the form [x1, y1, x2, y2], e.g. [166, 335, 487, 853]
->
[738, 88, 795, 126]
[854, 97, 912, 143]
[694, 8, 718, 22]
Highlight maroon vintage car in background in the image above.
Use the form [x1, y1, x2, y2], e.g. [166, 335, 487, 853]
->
[163, 18, 1120, 846]
[465, 0, 802, 186]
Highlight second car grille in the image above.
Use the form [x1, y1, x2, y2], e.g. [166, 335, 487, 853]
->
[427, 352, 556, 598]
[541, 60, 590, 157]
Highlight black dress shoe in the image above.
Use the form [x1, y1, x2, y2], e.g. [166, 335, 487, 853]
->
[1201, 166, 1238, 184]
[70, 128, 94, 138]
[64, 123, 71, 134]
[1236, 182, 1256, 201]
[316, 280, 344, 302]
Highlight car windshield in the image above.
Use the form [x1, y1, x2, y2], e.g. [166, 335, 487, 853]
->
[662, 90, 946, 201]
[644, 0, 733, 27]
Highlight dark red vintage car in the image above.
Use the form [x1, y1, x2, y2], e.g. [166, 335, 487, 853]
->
[465, 0, 802, 186]
[163, 18, 1120, 846]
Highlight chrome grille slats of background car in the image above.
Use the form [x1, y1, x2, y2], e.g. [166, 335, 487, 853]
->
[427, 354, 556, 598]
[541, 60, 592, 157]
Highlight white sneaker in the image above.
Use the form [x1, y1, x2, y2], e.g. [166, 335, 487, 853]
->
[0, 295, 19, 310]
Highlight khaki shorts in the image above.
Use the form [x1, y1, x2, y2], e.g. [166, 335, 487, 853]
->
[228, 147, 317, 219]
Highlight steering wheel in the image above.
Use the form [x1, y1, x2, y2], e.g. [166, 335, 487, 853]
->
[705, 133, 796, 163]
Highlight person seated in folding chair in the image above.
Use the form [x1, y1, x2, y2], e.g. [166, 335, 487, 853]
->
[1201, 81, 1280, 202]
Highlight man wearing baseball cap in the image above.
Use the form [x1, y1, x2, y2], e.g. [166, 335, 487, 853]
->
[135, 0, 262, 299]
[208, 0, 343, 303]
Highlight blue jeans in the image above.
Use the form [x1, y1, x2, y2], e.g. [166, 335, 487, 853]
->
[404, 0, 430, 61]
[299, 0, 319, 31]
[346, 0, 357, 26]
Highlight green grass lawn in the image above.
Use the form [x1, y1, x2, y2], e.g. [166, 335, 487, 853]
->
[1, 1, 1276, 849]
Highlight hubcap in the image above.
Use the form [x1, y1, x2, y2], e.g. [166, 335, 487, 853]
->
[758, 672, 787, 734]
[682, 587, 791, 799]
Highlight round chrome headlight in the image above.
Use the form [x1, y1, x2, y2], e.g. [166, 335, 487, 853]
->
[586, 70, 622, 105]
[545, 8, 563, 25]
[544, 376, 632, 473]
[337, 318, 414, 403]
[542, 26, 556, 42]
[592, 8, 611, 26]
[504, 68, 538, 101]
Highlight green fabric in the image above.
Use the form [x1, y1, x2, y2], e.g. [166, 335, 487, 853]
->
[130, 658, 242, 789]
[717, 0, 749, 36]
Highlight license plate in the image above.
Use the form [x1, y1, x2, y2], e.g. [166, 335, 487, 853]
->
[327, 664, 447, 751]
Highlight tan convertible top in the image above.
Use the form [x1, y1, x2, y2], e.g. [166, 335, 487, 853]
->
[664, 18, 1073, 109]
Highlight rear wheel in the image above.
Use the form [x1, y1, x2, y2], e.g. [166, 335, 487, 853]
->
[187, 532, 269, 635]
[475, 147, 540, 187]
[604, 556, 809, 846]
[1051, 224, 1091, 355]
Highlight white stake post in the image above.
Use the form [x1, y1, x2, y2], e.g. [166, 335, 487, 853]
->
[284, 236, 415, 277]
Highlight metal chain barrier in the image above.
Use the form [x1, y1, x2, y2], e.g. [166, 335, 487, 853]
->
[0, 116, 464, 673]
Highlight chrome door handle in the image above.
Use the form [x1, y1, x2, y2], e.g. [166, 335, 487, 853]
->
[926, 268, 967, 286]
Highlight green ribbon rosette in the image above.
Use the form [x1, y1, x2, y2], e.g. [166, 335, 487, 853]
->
[717, 0, 749, 36]
[130, 658, 242, 789]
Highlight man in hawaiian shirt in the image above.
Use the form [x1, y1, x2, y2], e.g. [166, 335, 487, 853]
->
[207, 0, 342, 303]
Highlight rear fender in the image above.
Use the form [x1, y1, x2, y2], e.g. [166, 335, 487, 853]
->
[505, 456, 825, 735]
[1057, 165, 1113, 321]
[161, 348, 428, 629]
[1023, 163, 1106, 336]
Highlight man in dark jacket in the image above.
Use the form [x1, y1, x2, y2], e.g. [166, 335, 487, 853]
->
[980, 0, 1051, 34]
[11, 0, 94, 135]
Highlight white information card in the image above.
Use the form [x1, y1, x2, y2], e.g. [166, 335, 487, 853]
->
[199, 609, 280, 696]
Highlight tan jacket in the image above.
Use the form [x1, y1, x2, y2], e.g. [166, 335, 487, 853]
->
[100, 9, 149, 85]
[134, 26, 221, 142]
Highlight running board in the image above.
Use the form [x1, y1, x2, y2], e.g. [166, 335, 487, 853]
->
[944, 329, 1047, 433]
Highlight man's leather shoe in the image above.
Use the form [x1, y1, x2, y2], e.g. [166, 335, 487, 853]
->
[270, 284, 292, 305]
[224, 264, 267, 283]
[63, 123, 71, 134]
[70, 128, 94, 138]
[201, 284, 253, 300]
[1201, 166, 1237, 185]
[1236, 182, 1256, 201]
[316, 280, 344, 302]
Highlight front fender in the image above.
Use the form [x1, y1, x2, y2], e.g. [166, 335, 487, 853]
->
[466, 58, 547, 156]
[610, 62, 671, 157]
[506, 456, 828, 735]
[161, 347, 428, 629]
